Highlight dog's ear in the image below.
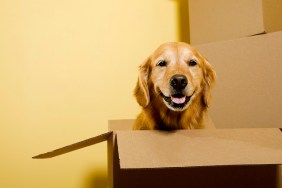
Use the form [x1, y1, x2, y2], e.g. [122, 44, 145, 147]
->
[202, 58, 216, 107]
[134, 57, 151, 107]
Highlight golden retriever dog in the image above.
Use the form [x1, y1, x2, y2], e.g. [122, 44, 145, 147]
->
[133, 42, 216, 130]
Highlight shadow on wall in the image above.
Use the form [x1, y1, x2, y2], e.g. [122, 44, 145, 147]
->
[82, 168, 108, 188]
[174, 0, 190, 43]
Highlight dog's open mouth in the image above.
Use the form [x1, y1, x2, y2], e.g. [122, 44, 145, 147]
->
[160, 92, 194, 110]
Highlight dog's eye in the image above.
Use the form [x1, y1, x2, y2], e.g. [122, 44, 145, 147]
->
[188, 59, 197, 66]
[157, 60, 167, 67]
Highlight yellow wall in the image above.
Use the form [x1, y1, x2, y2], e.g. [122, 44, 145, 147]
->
[0, 0, 181, 187]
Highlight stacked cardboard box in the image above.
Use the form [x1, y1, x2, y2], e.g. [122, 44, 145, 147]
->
[189, 0, 282, 45]
[195, 31, 282, 129]
[190, 1, 282, 187]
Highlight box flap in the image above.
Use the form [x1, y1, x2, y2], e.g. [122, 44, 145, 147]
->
[108, 119, 134, 131]
[117, 128, 282, 169]
[32, 131, 112, 159]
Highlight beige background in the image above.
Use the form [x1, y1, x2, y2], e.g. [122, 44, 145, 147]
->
[0, 0, 188, 187]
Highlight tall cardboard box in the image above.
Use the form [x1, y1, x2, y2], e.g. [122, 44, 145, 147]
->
[195, 31, 282, 129]
[189, 0, 282, 44]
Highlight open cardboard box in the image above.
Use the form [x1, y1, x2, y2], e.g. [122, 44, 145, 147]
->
[34, 119, 282, 188]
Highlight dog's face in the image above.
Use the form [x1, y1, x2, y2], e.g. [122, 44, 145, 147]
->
[135, 42, 216, 112]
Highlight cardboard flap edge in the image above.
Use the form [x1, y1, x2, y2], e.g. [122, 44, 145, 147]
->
[32, 131, 113, 159]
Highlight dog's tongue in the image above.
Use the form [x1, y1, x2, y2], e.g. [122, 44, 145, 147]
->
[171, 96, 186, 104]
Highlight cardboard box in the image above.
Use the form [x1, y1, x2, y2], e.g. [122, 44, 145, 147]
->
[195, 31, 282, 129]
[33, 119, 282, 188]
[189, 0, 282, 44]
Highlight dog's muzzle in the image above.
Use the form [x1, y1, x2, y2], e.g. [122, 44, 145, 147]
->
[160, 74, 194, 111]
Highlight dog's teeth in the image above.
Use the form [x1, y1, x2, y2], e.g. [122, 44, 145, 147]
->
[171, 97, 186, 104]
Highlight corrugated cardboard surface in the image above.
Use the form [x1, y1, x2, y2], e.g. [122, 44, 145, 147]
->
[263, 0, 282, 32]
[108, 119, 134, 131]
[107, 119, 134, 188]
[110, 120, 282, 188]
[189, 0, 264, 44]
[189, 0, 282, 45]
[117, 129, 282, 169]
[195, 32, 282, 129]
[116, 165, 279, 188]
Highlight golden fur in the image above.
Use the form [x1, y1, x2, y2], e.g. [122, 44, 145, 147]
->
[133, 42, 216, 130]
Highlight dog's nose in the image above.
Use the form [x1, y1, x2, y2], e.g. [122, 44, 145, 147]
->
[170, 74, 188, 90]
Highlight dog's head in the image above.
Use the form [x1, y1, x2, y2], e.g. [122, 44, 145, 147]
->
[134, 42, 216, 111]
